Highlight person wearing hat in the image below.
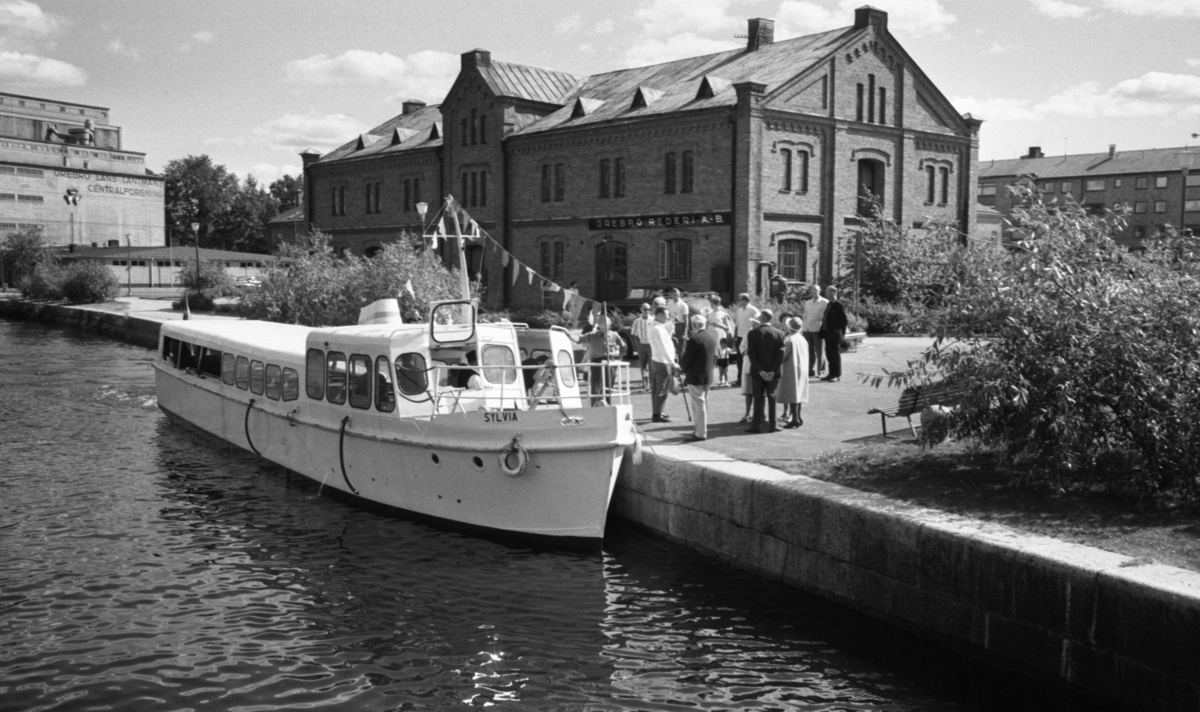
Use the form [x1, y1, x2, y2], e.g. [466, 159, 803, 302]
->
[679, 313, 718, 441]
[777, 314, 810, 428]
[745, 308, 785, 433]
[732, 292, 760, 388]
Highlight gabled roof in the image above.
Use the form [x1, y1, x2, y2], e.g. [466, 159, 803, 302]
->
[316, 103, 443, 165]
[477, 60, 584, 105]
[979, 146, 1200, 180]
[513, 25, 854, 135]
[268, 205, 304, 224]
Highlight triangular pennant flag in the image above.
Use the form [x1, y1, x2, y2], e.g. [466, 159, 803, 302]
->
[404, 279, 415, 298]
[436, 217, 446, 236]
[429, 231, 439, 249]
[511, 260, 520, 286]
[563, 289, 572, 309]
[549, 283, 562, 293]
[526, 265, 535, 285]
[469, 221, 480, 241]
[501, 251, 509, 267]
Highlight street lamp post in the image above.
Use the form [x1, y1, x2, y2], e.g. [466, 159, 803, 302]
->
[190, 221, 201, 291]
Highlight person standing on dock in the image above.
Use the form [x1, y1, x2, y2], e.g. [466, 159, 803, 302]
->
[648, 305, 677, 423]
[820, 286, 848, 383]
[679, 314, 718, 442]
[732, 293, 760, 388]
[801, 285, 828, 378]
[745, 309, 784, 434]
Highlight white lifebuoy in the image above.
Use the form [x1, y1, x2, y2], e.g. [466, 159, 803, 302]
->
[498, 435, 529, 477]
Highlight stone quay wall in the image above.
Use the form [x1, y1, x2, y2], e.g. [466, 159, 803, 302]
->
[611, 447, 1200, 712]
[4, 297, 1198, 711]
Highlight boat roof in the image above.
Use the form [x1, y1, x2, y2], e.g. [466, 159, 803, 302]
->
[163, 320, 311, 364]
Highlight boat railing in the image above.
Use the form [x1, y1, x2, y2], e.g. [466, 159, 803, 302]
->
[428, 360, 633, 417]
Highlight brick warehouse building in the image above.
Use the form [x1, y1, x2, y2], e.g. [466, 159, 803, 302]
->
[302, 7, 979, 309]
[979, 144, 1200, 245]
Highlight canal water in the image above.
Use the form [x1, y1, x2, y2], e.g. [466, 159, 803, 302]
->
[0, 319, 1117, 711]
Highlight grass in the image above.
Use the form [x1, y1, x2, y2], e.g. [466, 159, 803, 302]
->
[765, 437, 1200, 573]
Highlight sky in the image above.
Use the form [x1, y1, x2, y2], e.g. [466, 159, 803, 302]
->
[5, 0, 1200, 185]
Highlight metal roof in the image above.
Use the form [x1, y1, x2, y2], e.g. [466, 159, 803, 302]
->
[979, 145, 1200, 180]
[60, 245, 282, 262]
[478, 60, 584, 105]
[315, 104, 443, 165]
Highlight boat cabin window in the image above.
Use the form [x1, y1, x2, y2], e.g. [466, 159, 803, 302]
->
[306, 349, 325, 400]
[265, 364, 281, 400]
[221, 353, 236, 385]
[235, 356, 250, 390]
[249, 360, 265, 395]
[396, 353, 428, 396]
[198, 348, 222, 379]
[481, 345, 517, 384]
[282, 368, 299, 401]
[557, 349, 576, 387]
[375, 356, 396, 412]
[162, 337, 180, 365]
[348, 354, 372, 409]
[326, 351, 347, 405]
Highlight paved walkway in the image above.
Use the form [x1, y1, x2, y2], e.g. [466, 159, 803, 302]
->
[628, 337, 933, 464]
[31, 293, 935, 466]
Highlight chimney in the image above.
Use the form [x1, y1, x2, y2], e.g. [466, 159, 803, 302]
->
[1024, 146, 1044, 159]
[1109, 144, 1116, 158]
[299, 149, 322, 167]
[402, 100, 426, 115]
[854, 6, 888, 32]
[461, 49, 492, 70]
[747, 18, 774, 50]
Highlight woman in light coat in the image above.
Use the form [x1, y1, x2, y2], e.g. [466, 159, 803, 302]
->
[776, 315, 809, 428]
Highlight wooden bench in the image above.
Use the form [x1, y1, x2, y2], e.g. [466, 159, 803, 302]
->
[868, 381, 966, 438]
[840, 331, 866, 352]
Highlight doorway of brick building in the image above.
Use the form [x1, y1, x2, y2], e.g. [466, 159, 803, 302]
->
[595, 241, 627, 303]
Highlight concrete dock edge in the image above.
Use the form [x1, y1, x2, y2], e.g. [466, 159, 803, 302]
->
[611, 446, 1200, 712]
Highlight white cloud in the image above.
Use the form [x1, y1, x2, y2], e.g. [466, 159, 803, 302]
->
[952, 96, 1041, 121]
[776, 0, 955, 38]
[0, 0, 59, 42]
[555, 14, 581, 34]
[0, 49, 84, 86]
[245, 163, 301, 186]
[595, 19, 614, 33]
[252, 113, 372, 153]
[1101, 0, 1200, 16]
[623, 32, 740, 67]
[283, 48, 458, 102]
[107, 38, 140, 61]
[1189, 58, 1200, 67]
[988, 42, 1017, 54]
[193, 30, 214, 43]
[1029, 0, 1091, 18]
[634, 0, 737, 34]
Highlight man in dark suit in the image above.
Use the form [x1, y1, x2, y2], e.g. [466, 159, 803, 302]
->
[746, 309, 785, 433]
[679, 314, 719, 441]
[820, 286, 848, 382]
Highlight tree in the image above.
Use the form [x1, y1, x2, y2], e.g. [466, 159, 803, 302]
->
[2, 226, 53, 283]
[163, 155, 239, 249]
[269, 174, 304, 212]
[214, 176, 277, 254]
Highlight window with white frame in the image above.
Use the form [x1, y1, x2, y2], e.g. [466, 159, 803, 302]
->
[777, 239, 807, 281]
[1135, 201, 1147, 214]
[1154, 201, 1168, 213]
[1085, 179, 1105, 192]
[1186, 200, 1200, 212]
[1060, 181, 1072, 193]
[1156, 176, 1169, 189]
[979, 183, 996, 196]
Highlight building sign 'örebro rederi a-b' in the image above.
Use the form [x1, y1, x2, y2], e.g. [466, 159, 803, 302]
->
[587, 212, 732, 231]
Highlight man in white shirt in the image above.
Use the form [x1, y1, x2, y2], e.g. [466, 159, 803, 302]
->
[801, 285, 829, 377]
[666, 288, 690, 355]
[732, 293, 760, 388]
[629, 302, 654, 386]
[647, 305, 677, 422]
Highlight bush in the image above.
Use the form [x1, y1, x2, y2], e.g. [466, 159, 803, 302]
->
[19, 262, 63, 300]
[239, 231, 463, 326]
[855, 298, 918, 334]
[484, 308, 574, 329]
[178, 260, 237, 303]
[60, 261, 120, 303]
[882, 181, 1200, 505]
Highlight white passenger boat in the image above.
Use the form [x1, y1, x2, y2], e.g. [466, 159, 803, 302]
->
[153, 298, 638, 545]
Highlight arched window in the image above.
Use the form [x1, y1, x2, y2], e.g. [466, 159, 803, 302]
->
[926, 165, 936, 204]
[781, 148, 792, 191]
[939, 166, 950, 205]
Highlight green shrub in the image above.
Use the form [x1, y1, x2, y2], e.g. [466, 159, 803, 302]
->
[19, 263, 63, 300]
[60, 261, 120, 303]
[239, 231, 462, 326]
[484, 309, 573, 329]
[855, 298, 917, 334]
[881, 181, 1200, 505]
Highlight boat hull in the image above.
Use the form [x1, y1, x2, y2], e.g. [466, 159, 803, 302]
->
[154, 365, 629, 542]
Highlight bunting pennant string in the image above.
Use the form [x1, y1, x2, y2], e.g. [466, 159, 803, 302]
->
[511, 260, 520, 286]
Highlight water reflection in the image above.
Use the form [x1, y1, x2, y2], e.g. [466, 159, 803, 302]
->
[0, 321, 1117, 711]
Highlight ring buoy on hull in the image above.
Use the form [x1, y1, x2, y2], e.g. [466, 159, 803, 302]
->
[499, 435, 529, 478]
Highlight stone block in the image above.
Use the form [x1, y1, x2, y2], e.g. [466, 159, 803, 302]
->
[1092, 564, 1200, 682]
